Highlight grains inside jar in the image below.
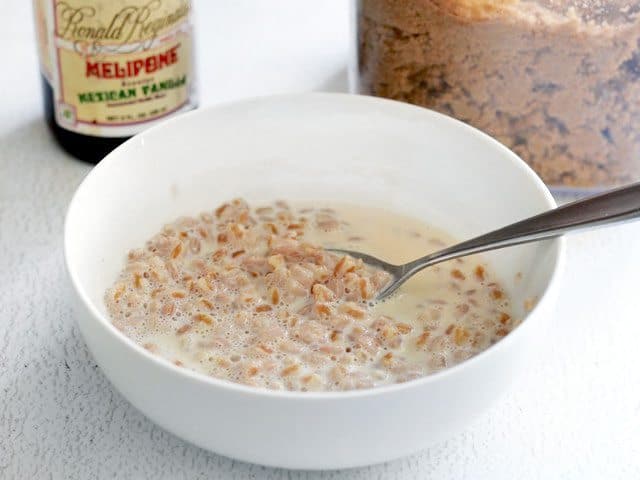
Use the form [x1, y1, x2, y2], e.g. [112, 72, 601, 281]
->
[356, 0, 640, 188]
[105, 200, 517, 391]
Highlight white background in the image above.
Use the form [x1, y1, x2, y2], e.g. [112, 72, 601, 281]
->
[1, 1, 640, 478]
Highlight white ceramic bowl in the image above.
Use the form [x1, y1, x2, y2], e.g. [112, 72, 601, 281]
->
[65, 93, 564, 470]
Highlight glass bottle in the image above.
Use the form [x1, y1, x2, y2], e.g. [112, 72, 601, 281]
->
[33, 0, 197, 163]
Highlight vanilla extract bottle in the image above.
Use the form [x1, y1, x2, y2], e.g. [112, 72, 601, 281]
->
[33, 0, 197, 163]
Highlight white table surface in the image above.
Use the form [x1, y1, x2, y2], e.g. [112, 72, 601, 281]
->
[2, 1, 640, 478]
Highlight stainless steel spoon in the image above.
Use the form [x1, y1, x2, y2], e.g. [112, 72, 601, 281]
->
[330, 182, 640, 300]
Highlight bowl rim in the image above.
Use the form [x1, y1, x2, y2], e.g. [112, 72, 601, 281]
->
[64, 92, 566, 400]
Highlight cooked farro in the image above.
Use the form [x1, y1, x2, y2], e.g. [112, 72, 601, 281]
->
[105, 200, 517, 391]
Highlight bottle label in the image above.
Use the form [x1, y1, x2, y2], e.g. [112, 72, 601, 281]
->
[33, 0, 196, 137]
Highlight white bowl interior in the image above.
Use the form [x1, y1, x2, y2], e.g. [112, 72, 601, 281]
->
[67, 93, 558, 350]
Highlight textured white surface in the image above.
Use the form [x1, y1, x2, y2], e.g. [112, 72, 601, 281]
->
[1, 1, 639, 478]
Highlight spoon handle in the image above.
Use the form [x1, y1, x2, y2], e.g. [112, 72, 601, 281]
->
[403, 181, 640, 275]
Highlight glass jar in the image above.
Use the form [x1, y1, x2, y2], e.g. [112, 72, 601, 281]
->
[352, 0, 640, 192]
